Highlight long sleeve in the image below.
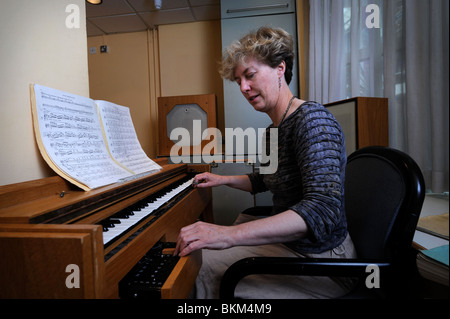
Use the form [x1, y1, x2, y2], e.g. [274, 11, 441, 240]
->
[256, 101, 348, 253]
[288, 103, 347, 251]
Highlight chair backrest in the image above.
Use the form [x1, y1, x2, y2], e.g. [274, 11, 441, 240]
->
[344, 146, 425, 261]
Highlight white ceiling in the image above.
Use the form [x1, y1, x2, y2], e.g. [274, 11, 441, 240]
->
[86, 0, 221, 36]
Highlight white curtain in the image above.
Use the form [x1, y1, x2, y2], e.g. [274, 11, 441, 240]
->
[308, 0, 449, 193]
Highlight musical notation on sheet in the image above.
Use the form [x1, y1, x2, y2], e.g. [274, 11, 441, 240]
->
[96, 100, 161, 175]
[33, 84, 133, 189]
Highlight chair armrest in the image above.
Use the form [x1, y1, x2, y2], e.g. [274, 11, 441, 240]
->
[219, 256, 391, 299]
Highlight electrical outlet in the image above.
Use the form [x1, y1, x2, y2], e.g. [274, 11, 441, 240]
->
[89, 47, 96, 54]
[100, 45, 108, 53]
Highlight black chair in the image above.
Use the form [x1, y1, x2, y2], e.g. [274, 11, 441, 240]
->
[219, 146, 426, 299]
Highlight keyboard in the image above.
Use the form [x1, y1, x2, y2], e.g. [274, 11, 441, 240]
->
[100, 176, 195, 246]
[119, 242, 180, 299]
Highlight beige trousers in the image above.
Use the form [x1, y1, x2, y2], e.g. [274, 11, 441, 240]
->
[194, 214, 357, 299]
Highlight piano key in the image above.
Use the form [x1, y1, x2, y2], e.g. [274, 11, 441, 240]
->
[119, 242, 180, 298]
[101, 177, 194, 245]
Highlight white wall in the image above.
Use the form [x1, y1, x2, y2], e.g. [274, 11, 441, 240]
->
[0, 0, 89, 185]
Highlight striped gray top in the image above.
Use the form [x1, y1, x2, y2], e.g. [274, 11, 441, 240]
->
[248, 101, 348, 254]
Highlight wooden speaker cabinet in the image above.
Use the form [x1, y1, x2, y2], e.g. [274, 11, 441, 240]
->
[158, 94, 217, 157]
[325, 97, 389, 155]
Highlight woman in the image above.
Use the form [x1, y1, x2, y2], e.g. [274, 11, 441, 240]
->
[174, 27, 356, 298]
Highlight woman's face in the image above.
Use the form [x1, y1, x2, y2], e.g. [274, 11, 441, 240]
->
[234, 57, 282, 114]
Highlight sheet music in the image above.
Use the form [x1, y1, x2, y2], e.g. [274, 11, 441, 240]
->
[33, 84, 133, 189]
[96, 100, 162, 175]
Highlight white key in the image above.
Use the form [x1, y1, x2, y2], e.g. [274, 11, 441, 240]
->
[102, 177, 194, 244]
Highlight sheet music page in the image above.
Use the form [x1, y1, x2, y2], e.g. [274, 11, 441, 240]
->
[32, 84, 133, 190]
[96, 100, 162, 175]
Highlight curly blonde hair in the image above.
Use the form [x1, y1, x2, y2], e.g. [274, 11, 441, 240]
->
[219, 26, 294, 84]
